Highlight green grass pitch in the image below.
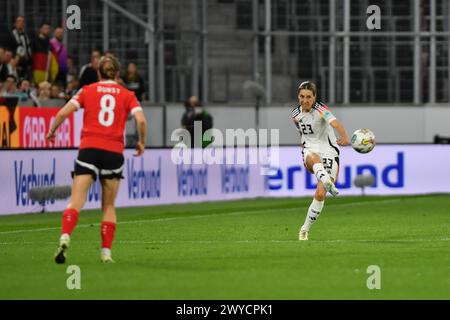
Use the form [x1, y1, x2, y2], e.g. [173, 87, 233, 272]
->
[0, 194, 449, 299]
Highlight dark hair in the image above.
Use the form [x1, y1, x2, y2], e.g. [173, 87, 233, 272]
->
[184, 96, 201, 109]
[98, 55, 120, 80]
[17, 78, 29, 87]
[6, 74, 17, 82]
[39, 22, 50, 28]
[297, 81, 317, 97]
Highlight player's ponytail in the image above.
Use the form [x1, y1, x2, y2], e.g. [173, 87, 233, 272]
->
[99, 55, 120, 80]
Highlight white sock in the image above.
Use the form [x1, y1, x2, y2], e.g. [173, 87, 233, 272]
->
[312, 163, 331, 184]
[101, 248, 111, 256]
[60, 233, 70, 241]
[301, 198, 325, 231]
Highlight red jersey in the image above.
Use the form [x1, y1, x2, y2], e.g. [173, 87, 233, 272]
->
[70, 80, 142, 154]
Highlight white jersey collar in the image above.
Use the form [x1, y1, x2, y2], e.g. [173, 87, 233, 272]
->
[99, 80, 117, 84]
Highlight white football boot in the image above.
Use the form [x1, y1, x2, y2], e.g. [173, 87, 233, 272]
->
[299, 228, 309, 241]
[100, 254, 114, 263]
[100, 249, 115, 263]
[324, 180, 339, 197]
[54, 233, 70, 264]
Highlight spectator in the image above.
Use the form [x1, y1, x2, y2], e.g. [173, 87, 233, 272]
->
[0, 47, 8, 82]
[66, 56, 78, 83]
[50, 82, 65, 99]
[78, 49, 101, 88]
[7, 52, 21, 80]
[50, 27, 68, 87]
[37, 81, 51, 100]
[181, 95, 213, 148]
[0, 74, 18, 96]
[32, 22, 52, 85]
[18, 78, 32, 95]
[14, 78, 31, 102]
[18, 79, 31, 92]
[65, 78, 79, 98]
[123, 62, 145, 101]
[3, 49, 13, 65]
[8, 16, 32, 80]
[17, 79, 39, 105]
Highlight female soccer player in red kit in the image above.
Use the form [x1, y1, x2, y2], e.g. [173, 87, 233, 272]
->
[47, 55, 148, 263]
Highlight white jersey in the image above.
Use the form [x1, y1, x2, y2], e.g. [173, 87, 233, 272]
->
[291, 101, 340, 157]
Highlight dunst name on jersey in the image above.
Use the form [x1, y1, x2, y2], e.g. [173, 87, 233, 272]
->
[97, 86, 121, 94]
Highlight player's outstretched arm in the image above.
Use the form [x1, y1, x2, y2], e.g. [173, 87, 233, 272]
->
[133, 109, 148, 157]
[330, 119, 350, 146]
[46, 101, 79, 142]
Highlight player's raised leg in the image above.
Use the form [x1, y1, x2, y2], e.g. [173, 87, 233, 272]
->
[305, 152, 338, 196]
[99, 178, 121, 263]
[55, 174, 93, 264]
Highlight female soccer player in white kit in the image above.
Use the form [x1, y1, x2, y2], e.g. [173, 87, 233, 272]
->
[291, 81, 350, 240]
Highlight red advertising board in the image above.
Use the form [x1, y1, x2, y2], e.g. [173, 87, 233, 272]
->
[19, 107, 74, 148]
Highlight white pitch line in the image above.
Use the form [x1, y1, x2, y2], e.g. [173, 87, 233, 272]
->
[118, 238, 450, 243]
[0, 238, 450, 246]
[0, 197, 425, 236]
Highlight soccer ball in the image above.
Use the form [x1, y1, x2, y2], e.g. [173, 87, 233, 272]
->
[351, 129, 376, 153]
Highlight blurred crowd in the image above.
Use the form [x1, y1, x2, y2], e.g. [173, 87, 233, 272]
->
[0, 16, 146, 106]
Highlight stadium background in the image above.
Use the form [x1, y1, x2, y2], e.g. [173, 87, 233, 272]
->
[2, 0, 450, 145]
[0, 0, 449, 300]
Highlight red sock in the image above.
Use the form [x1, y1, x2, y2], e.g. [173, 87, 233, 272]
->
[61, 208, 79, 235]
[101, 221, 116, 249]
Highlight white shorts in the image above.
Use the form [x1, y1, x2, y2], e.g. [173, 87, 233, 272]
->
[303, 149, 339, 181]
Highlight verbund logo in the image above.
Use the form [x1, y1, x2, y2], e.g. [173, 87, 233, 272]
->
[127, 157, 161, 199]
[221, 164, 249, 194]
[14, 159, 56, 206]
[177, 165, 208, 196]
[266, 152, 404, 190]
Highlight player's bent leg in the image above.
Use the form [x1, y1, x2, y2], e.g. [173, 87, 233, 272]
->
[305, 152, 331, 184]
[55, 174, 94, 264]
[304, 152, 321, 174]
[99, 178, 121, 263]
[323, 178, 339, 197]
[305, 153, 338, 197]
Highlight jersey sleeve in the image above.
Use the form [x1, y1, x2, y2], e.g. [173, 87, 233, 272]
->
[315, 103, 336, 124]
[69, 87, 85, 110]
[128, 92, 143, 115]
[291, 106, 301, 131]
